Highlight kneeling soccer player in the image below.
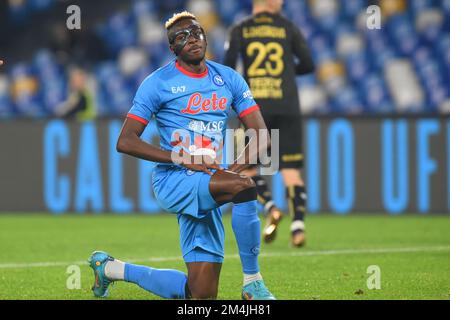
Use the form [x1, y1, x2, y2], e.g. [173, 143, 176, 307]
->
[88, 11, 275, 300]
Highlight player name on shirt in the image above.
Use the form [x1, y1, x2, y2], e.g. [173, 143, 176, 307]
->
[224, 12, 315, 116]
[243, 25, 286, 39]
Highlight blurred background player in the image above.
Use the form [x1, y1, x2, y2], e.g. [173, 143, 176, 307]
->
[224, 0, 315, 247]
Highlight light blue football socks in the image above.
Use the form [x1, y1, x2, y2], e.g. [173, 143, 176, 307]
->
[95, 199, 263, 299]
[231, 200, 261, 274]
[124, 264, 188, 299]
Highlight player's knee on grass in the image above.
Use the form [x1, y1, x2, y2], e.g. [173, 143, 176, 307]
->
[188, 280, 218, 299]
[186, 262, 221, 299]
[187, 271, 219, 299]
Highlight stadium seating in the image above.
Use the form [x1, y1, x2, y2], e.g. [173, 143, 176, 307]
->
[7, 0, 56, 24]
[0, 0, 448, 118]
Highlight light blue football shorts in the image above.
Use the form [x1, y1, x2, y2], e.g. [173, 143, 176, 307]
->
[152, 165, 224, 263]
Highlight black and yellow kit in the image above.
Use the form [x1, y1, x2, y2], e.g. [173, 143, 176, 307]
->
[224, 11, 314, 169]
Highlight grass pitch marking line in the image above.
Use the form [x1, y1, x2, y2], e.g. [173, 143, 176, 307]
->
[1, 245, 449, 269]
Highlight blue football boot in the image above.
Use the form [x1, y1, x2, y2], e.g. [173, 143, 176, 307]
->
[88, 251, 114, 298]
[242, 280, 276, 300]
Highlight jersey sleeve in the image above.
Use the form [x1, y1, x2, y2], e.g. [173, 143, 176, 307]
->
[127, 75, 160, 125]
[230, 71, 260, 118]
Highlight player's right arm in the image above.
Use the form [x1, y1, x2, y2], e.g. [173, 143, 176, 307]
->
[117, 118, 221, 175]
[117, 75, 174, 163]
[117, 117, 173, 163]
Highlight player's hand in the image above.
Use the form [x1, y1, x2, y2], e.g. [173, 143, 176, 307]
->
[227, 163, 248, 174]
[0, 60, 4, 66]
[178, 149, 223, 175]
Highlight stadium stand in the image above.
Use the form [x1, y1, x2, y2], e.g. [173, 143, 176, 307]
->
[0, 0, 448, 118]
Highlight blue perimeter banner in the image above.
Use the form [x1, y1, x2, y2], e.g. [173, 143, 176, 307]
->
[0, 117, 448, 214]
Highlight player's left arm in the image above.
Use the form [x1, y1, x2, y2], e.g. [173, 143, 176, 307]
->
[229, 110, 270, 173]
[228, 70, 270, 173]
[291, 23, 315, 75]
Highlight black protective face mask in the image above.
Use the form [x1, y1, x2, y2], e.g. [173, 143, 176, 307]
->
[169, 25, 206, 55]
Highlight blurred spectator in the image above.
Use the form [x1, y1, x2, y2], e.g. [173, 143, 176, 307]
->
[0, 71, 12, 118]
[49, 23, 108, 67]
[55, 67, 96, 121]
[10, 63, 43, 117]
[385, 59, 425, 112]
[379, 0, 407, 17]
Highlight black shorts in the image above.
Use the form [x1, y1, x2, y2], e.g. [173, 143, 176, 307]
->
[264, 114, 303, 169]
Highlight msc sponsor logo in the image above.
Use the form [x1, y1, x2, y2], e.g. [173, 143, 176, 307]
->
[188, 120, 225, 132]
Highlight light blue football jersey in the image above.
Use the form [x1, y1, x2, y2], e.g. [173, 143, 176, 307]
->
[127, 59, 259, 164]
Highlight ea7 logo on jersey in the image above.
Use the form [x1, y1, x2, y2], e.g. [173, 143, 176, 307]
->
[171, 86, 186, 94]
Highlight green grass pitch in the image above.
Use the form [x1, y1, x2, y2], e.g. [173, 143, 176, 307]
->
[0, 213, 449, 300]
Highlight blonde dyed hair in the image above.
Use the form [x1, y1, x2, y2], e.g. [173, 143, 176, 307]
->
[165, 11, 197, 30]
